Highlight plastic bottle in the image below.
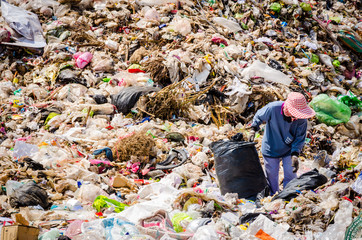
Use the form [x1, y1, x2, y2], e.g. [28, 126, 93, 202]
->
[74, 52, 93, 69]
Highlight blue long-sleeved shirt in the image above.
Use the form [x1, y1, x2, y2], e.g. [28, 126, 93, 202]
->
[251, 101, 307, 158]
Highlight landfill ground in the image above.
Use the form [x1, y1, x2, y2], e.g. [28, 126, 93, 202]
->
[0, 0, 361, 239]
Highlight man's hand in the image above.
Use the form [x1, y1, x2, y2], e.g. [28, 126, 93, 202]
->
[248, 129, 256, 142]
[292, 155, 299, 173]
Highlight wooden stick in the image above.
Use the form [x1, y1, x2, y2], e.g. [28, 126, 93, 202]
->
[43, 86, 64, 102]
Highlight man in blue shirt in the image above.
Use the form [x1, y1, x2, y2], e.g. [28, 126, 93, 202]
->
[248, 92, 316, 195]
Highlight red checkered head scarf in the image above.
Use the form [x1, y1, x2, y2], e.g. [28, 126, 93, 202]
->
[284, 92, 315, 119]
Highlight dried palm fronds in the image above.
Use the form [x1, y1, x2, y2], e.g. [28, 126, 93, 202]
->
[140, 78, 217, 120]
[142, 57, 171, 87]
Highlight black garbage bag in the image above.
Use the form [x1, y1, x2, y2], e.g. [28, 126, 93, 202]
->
[19, 157, 44, 170]
[58, 69, 87, 86]
[210, 140, 267, 200]
[9, 182, 50, 209]
[273, 169, 328, 201]
[90, 94, 108, 104]
[110, 86, 159, 114]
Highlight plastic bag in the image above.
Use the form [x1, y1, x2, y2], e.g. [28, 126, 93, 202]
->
[338, 30, 362, 53]
[213, 17, 242, 33]
[39, 229, 60, 240]
[110, 86, 159, 114]
[102, 217, 139, 239]
[351, 172, 362, 194]
[241, 60, 292, 85]
[9, 182, 50, 209]
[310, 94, 352, 126]
[171, 212, 193, 232]
[93, 195, 128, 213]
[138, 0, 178, 6]
[66, 220, 84, 238]
[77, 183, 108, 203]
[338, 91, 362, 110]
[345, 212, 362, 240]
[12, 141, 39, 159]
[169, 17, 192, 36]
[273, 169, 327, 201]
[210, 140, 267, 200]
[5, 180, 23, 197]
[241, 214, 294, 240]
[320, 200, 353, 240]
[74, 52, 93, 69]
[191, 225, 219, 240]
[1, 0, 46, 47]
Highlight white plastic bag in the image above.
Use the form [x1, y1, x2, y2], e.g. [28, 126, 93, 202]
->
[13, 141, 39, 159]
[241, 60, 292, 85]
[213, 17, 242, 33]
[242, 214, 294, 240]
[319, 200, 353, 240]
[1, 0, 46, 48]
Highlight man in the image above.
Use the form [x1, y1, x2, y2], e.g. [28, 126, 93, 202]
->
[248, 92, 315, 195]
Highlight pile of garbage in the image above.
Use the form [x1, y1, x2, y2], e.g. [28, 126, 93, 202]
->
[0, 0, 361, 239]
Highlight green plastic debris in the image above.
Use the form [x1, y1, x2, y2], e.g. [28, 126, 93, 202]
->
[171, 212, 193, 232]
[333, 60, 341, 68]
[241, 22, 248, 30]
[300, 2, 312, 11]
[102, 77, 111, 82]
[345, 211, 362, 240]
[44, 112, 60, 128]
[310, 94, 351, 126]
[338, 91, 362, 110]
[311, 54, 319, 63]
[270, 3, 282, 13]
[128, 64, 142, 70]
[82, 108, 94, 117]
[93, 195, 128, 213]
[330, 16, 341, 23]
[235, 13, 243, 19]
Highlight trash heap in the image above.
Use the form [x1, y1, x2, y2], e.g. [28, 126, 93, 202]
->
[0, 0, 361, 239]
